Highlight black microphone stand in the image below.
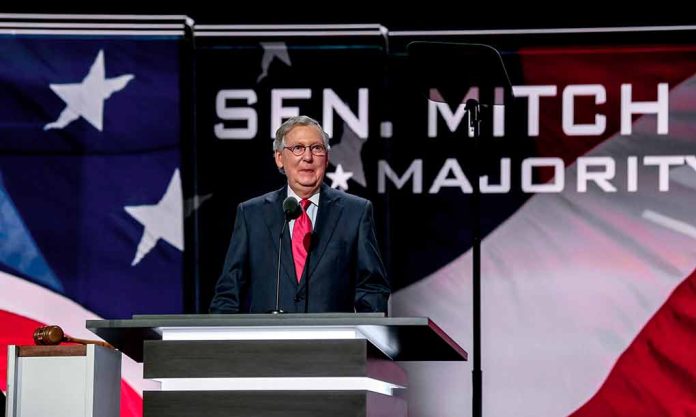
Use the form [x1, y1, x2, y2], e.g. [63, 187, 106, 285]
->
[408, 42, 512, 417]
[466, 98, 482, 417]
[270, 221, 288, 314]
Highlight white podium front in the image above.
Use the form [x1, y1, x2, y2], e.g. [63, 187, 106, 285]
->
[5, 344, 120, 417]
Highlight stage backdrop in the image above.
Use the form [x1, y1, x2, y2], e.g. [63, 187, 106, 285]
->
[193, 26, 696, 417]
[192, 25, 390, 308]
[0, 17, 190, 417]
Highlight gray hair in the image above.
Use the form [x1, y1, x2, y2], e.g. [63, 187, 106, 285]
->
[273, 115, 331, 153]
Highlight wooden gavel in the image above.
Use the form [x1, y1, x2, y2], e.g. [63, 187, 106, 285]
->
[33, 325, 113, 349]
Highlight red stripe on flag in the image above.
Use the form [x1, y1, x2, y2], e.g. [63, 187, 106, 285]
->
[0, 310, 42, 392]
[518, 45, 696, 182]
[121, 379, 143, 417]
[0, 310, 142, 417]
[571, 268, 696, 417]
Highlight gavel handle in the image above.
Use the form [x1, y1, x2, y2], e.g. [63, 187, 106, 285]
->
[64, 335, 114, 349]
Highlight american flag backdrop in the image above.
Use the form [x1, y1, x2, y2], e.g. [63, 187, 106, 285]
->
[190, 26, 696, 417]
[0, 21, 188, 417]
[390, 38, 696, 417]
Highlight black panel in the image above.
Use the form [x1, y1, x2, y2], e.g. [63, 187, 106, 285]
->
[143, 339, 368, 378]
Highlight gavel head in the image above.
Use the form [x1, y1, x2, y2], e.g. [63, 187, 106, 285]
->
[33, 325, 65, 345]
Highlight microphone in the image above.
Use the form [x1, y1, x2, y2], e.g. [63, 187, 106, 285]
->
[33, 325, 114, 349]
[465, 98, 481, 138]
[269, 196, 302, 314]
[283, 195, 302, 220]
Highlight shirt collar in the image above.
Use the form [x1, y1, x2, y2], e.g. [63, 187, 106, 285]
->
[287, 186, 320, 207]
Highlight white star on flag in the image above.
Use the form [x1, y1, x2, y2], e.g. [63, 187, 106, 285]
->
[257, 42, 291, 83]
[184, 193, 213, 218]
[125, 169, 184, 266]
[326, 124, 367, 186]
[326, 164, 354, 190]
[44, 49, 134, 132]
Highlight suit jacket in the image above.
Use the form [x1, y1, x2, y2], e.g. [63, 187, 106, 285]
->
[209, 183, 390, 313]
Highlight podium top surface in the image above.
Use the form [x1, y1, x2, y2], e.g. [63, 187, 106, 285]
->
[87, 313, 467, 362]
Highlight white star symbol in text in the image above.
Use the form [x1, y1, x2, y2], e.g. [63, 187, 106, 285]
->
[326, 164, 354, 190]
[45, 49, 134, 132]
[125, 169, 184, 266]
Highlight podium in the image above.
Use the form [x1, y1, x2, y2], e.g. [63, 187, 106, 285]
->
[5, 344, 121, 417]
[87, 313, 467, 417]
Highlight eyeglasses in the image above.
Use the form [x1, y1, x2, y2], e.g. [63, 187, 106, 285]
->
[283, 144, 327, 156]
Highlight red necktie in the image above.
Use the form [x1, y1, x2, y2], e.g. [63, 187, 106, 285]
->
[292, 198, 312, 283]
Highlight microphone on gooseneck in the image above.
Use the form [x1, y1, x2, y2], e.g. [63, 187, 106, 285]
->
[269, 196, 302, 314]
[283, 196, 302, 221]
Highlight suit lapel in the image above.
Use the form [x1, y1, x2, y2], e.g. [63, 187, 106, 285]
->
[263, 187, 296, 286]
[300, 183, 343, 288]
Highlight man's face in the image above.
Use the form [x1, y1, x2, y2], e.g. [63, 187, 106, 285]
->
[274, 124, 329, 198]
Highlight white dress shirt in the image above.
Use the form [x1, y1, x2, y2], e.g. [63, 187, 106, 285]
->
[287, 186, 319, 237]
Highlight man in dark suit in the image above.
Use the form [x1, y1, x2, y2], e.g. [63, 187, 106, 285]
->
[210, 115, 390, 314]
